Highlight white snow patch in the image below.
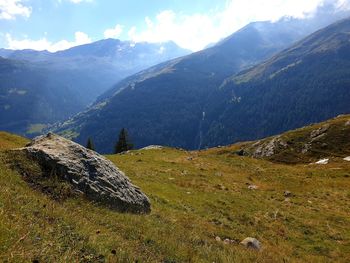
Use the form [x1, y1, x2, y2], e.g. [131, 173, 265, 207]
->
[343, 156, 350, 162]
[315, 158, 329, 165]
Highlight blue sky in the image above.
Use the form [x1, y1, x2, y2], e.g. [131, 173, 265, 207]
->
[1, 0, 349, 52]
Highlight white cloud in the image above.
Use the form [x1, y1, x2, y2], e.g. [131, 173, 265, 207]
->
[128, 0, 349, 51]
[0, 0, 31, 20]
[104, 24, 123, 39]
[6, 31, 92, 52]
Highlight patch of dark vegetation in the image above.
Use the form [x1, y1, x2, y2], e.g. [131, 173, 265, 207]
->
[2, 150, 78, 201]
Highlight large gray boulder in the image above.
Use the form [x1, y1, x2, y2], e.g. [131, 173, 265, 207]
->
[19, 133, 150, 213]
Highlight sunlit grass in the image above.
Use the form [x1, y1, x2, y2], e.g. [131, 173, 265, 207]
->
[0, 132, 349, 262]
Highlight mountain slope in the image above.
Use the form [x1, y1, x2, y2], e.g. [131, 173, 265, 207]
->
[0, 40, 190, 137]
[0, 57, 87, 135]
[56, 17, 334, 153]
[201, 18, 350, 148]
[210, 114, 350, 164]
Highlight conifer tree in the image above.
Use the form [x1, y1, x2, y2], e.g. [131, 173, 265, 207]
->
[86, 137, 95, 151]
[115, 128, 133, 153]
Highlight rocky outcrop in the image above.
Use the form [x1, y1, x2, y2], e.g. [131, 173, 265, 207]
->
[251, 136, 287, 158]
[18, 133, 150, 213]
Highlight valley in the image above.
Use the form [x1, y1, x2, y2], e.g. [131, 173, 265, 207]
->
[1, 2, 350, 262]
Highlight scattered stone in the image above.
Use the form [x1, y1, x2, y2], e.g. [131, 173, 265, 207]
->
[187, 157, 193, 161]
[240, 237, 261, 250]
[215, 236, 238, 245]
[343, 156, 350, 162]
[17, 133, 151, 213]
[284, 198, 291, 202]
[224, 238, 231, 245]
[310, 125, 329, 139]
[284, 191, 293, 197]
[301, 143, 311, 154]
[248, 185, 258, 190]
[315, 158, 329, 165]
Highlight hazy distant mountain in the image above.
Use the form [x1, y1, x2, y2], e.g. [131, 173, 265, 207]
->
[0, 39, 190, 103]
[54, 14, 350, 153]
[0, 57, 83, 135]
[0, 40, 190, 136]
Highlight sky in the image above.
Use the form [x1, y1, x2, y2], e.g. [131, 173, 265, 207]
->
[1, 0, 350, 52]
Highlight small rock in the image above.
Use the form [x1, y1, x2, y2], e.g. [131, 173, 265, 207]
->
[345, 120, 350, 126]
[223, 238, 231, 245]
[284, 198, 290, 202]
[229, 239, 238, 244]
[315, 158, 329, 165]
[248, 185, 258, 190]
[284, 191, 293, 197]
[240, 237, 261, 250]
[343, 156, 350, 162]
[215, 236, 221, 242]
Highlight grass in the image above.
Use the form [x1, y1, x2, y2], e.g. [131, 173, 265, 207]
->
[0, 129, 349, 262]
[0, 131, 29, 150]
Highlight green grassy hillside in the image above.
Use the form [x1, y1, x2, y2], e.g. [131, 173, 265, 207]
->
[0, 129, 349, 262]
[237, 114, 350, 164]
[0, 131, 29, 150]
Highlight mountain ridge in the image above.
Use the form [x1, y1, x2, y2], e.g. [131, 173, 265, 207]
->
[56, 16, 350, 153]
[0, 39, 190, 137]
[200, 17, 350, 148]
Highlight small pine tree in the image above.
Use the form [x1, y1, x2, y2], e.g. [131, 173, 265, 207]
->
[115, 128, 133, 153]
[86, 137, 95, 151]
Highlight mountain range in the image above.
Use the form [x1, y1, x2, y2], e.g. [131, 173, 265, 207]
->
[56, 16, 350, 153]
[0, 40, 190, 136]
